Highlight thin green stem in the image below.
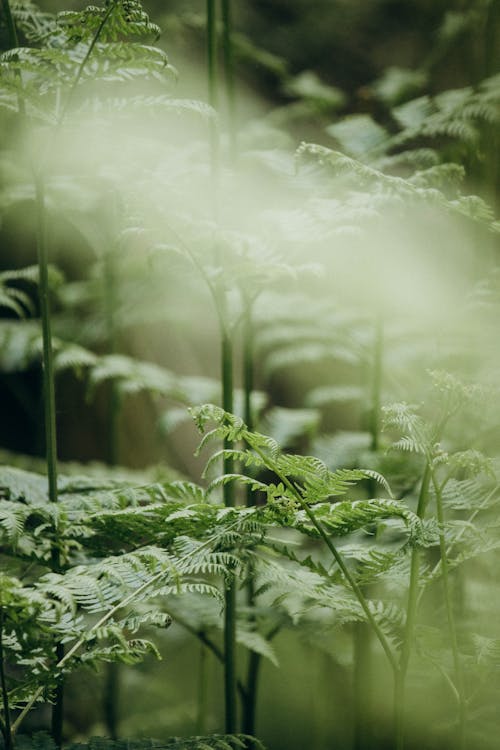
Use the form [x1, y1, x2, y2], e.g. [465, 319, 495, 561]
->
[1, 0, 19, 47]
[242, 650, 260, 737]
[368, 315, 383, 454]
[242, 302, 259, 737]
[168, 611, 248, 701]
[167, 222, 238, 731]
[422, 652, 460, 705]
[196, 641, 208, 734]
[0, 609, 13, 750]
[352, 621, 371, 750]
[34, 170, 64, 747]
[432, 473, 467, 750]
[243, 305, 254, 440]
[220, 0, 236, 159]
[103, 233, 121, 739]
[221, 325, 237, 733]
[50, 643, 64, 747]
[353, 315, 383, 750]
[394, 462, 431, 750]
[35, 176, 58, 507]
[242, 624, 280, 737]
[401, 465, 432, 673]
[251, 444, 398, 674]
[103, 662, 119, 740]
[395, 406, 451, 750]
[206, 0, 220, 180]
[206, 0, 218, 110]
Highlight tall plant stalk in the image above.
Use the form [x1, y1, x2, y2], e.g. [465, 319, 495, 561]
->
[196, 641, 209, 734]
[1, 0, 19, 48]
[30, 8, 122, 739]
[220, 0, 236, 159]
[206, 0, 218, 110]
[0, 609, 13, 750]
[432, 474, 467, 750]
[241, 302, 259, 736]
[353, 314, 383, 750]
[206, 0, 237, 731]
[34, 176, 58, 509]
[394, 399, 457, 750]
[368, 315, 383, 456]
[206, 0, 219, 178]
[102, 238, 121, 739]
[34, 173, 64, 746]
[394, 458, 433, 750]
[221, 319, 237, 733]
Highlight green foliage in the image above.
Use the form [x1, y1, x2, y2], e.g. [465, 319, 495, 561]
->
[1, 0, 500, 748]
[10, 734, 265, 750]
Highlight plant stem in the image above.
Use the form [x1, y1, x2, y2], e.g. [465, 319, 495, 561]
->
[35, 175, 58, 508]
[206, 0, 220, 179]
[369, 315, 383, 454]
[241, 302, 259, 737]
[196, 641, 209, 734]
[220, 0, 236, 159]
[102, 216, 121, 740]
[242, 304, 254, 441]
[103, 663, 119, 740]
[394, 407, 452, 750]
[103, 231, 120, 418]
[50, 643, 64, 747]
[34, 172, 64, 746]
[353, 314, 383, 750]
[352, 622, 371, 750]
[221, 323, 237, 733]
[169, 611, 248, 701]
[1, 0, 19, 48]
[0, 609, 13, 750]
[251, 444, 398, 674]
[206, 0, 218, 110]
[432, 473, 467, 750]
[394, 463, 432, 750]
[242, 623, 281, 737]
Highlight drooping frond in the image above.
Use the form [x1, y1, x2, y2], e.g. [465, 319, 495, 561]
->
[296, 140, 499, 231]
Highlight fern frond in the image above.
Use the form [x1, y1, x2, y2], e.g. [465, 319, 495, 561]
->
[235, 628, 279, 667]
[10, 0, 56, 44]
[0, 465, 49, 505]
[66, 736, 265, 750]
[368, 599, 405, 648]
[291, 498, 415, 540]
[57, 0, 161, 44]
[81, 94, 215, 119]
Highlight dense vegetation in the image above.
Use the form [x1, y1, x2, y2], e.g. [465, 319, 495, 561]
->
[0, 1, 499, 749]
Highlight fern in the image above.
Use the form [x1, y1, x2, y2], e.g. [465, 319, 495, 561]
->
[10, 735, 265, 750]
